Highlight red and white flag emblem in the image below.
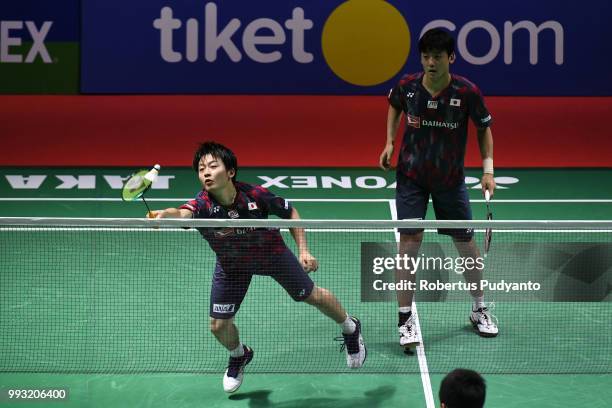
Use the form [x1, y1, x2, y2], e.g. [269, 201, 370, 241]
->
[406, 114, 420, 128]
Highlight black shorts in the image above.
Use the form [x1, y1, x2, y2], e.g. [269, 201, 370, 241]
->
[209, 249, 315, 319]
[395, 175, 473, 240]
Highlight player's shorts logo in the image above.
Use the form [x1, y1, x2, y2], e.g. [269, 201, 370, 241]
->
[213, 303, 236, 313]
[406, 114, 420, 128]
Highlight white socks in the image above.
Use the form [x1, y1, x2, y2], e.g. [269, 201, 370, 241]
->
[340, 315, 356, 334]
[229, 343, 244, 358]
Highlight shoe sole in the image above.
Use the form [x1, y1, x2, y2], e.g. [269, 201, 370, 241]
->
[348, 334, 368, 368]
[351, 318, 367, 368]
[360, 332, 368, 367]
[224, 380, 241, 394]
[401, 341, 419, 349]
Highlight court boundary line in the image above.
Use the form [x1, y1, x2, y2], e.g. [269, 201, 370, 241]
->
[388, 199, 435, 408]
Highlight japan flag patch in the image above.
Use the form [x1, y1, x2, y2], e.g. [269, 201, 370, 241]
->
[450, 98, 461, 107]
[248, 202, 258, 211]
[406, 114, 421, 128]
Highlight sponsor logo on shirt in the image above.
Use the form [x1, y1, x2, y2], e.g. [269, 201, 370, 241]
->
[215, 228, 234, 237]
[427, 100, 438, 109]
[228, 209, 239, 218]
[422, 119, 459, 129]
[248, 202, 258, 210]
[214, 227, 257, 237]
[450, 98, 461, 107]
[406, 114, 420, 128]
[213, 303, 235, 314]
[406, 92, 415, 98]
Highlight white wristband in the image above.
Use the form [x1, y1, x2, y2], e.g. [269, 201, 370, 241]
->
[483, 158, 494, 174]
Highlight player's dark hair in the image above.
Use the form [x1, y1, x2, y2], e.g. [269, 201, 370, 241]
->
[419, 28, 455, 56]
[192, 141, 238, 181]
[439, 369, 486, 408]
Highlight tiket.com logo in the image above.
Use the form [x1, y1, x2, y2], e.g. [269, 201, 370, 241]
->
[153, 4, 313, 64]
[153, 1, 411, 86]
[0, 21, 53, 63]
[152, 1, 564, 88]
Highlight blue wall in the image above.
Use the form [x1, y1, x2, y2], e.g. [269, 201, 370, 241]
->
[4, 1, 611, 95]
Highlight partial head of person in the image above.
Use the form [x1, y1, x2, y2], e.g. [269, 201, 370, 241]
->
[439, 368, 486, 408]
[419, 28, 456, 82]
[192, 141, 238, 193]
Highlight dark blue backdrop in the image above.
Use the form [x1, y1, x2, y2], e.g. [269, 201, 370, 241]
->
[6, 0, 611, 95]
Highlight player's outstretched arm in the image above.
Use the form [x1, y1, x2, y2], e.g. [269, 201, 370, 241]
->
[148, 208, 193, 219]
[477, 127, 496, 197]
[289, 207, 318, 273]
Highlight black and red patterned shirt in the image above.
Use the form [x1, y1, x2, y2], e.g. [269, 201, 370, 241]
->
[388, 72, 492, 190]
[180, 181, 292, 269]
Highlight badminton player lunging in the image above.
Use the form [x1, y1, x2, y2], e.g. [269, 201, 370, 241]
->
[149, 141, 366, 393]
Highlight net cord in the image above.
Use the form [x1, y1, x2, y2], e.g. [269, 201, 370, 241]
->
[1, 217, 611, 230]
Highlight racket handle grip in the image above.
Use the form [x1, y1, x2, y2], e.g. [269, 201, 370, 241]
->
[484, 190, 490, 202]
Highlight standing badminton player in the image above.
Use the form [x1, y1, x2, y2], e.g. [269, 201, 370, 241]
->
[379, 28, 499, 349]
[150, 141, 366, 393]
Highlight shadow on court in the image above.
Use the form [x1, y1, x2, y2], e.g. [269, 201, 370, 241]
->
[229, 385, 396, 408]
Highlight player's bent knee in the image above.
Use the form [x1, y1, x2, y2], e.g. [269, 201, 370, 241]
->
[305, 286, 327, 305]
[287, 283, 315, 303]
[209, 317, 232, 334]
